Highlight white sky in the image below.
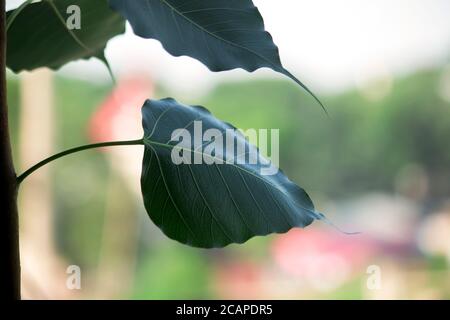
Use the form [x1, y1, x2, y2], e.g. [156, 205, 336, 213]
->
[7, 0, 450, 95]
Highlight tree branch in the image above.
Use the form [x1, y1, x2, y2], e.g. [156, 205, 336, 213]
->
[0, 0, 21, 300]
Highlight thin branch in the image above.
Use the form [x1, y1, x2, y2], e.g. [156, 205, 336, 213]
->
[17, 138, 144, 184]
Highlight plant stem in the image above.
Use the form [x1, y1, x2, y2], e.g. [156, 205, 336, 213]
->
[17, 139, 144, 184]
[0, 0, 21, 300]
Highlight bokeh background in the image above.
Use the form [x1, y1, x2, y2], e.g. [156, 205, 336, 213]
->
[5, 0, 450, 299]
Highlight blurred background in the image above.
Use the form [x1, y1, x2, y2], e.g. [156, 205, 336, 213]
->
[5, 0, 450, 299]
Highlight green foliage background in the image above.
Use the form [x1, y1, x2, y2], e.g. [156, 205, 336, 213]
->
[6, 67, 450, 298]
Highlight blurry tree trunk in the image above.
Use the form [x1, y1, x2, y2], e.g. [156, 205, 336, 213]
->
[0, 0, 21, 300]
[18, 70, 73, 299]
[19, 71, 54, 247]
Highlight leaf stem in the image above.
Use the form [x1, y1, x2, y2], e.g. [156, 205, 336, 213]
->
[16, 138, 144, 184]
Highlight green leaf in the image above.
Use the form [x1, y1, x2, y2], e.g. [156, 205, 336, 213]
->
[108, 0, 325, 110]
[140, 98, 324, 248]
[6, 0, 125, 72]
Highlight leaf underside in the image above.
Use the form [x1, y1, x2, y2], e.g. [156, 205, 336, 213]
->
[140, 98, 323, 248]
[7, 0, 125, 72]
[108, 0, 324, 109]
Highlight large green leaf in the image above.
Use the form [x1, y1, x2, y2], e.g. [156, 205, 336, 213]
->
[140, 98, 324, 248]
[109, 0, 324, 110]
[6, 0, 125, 72]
